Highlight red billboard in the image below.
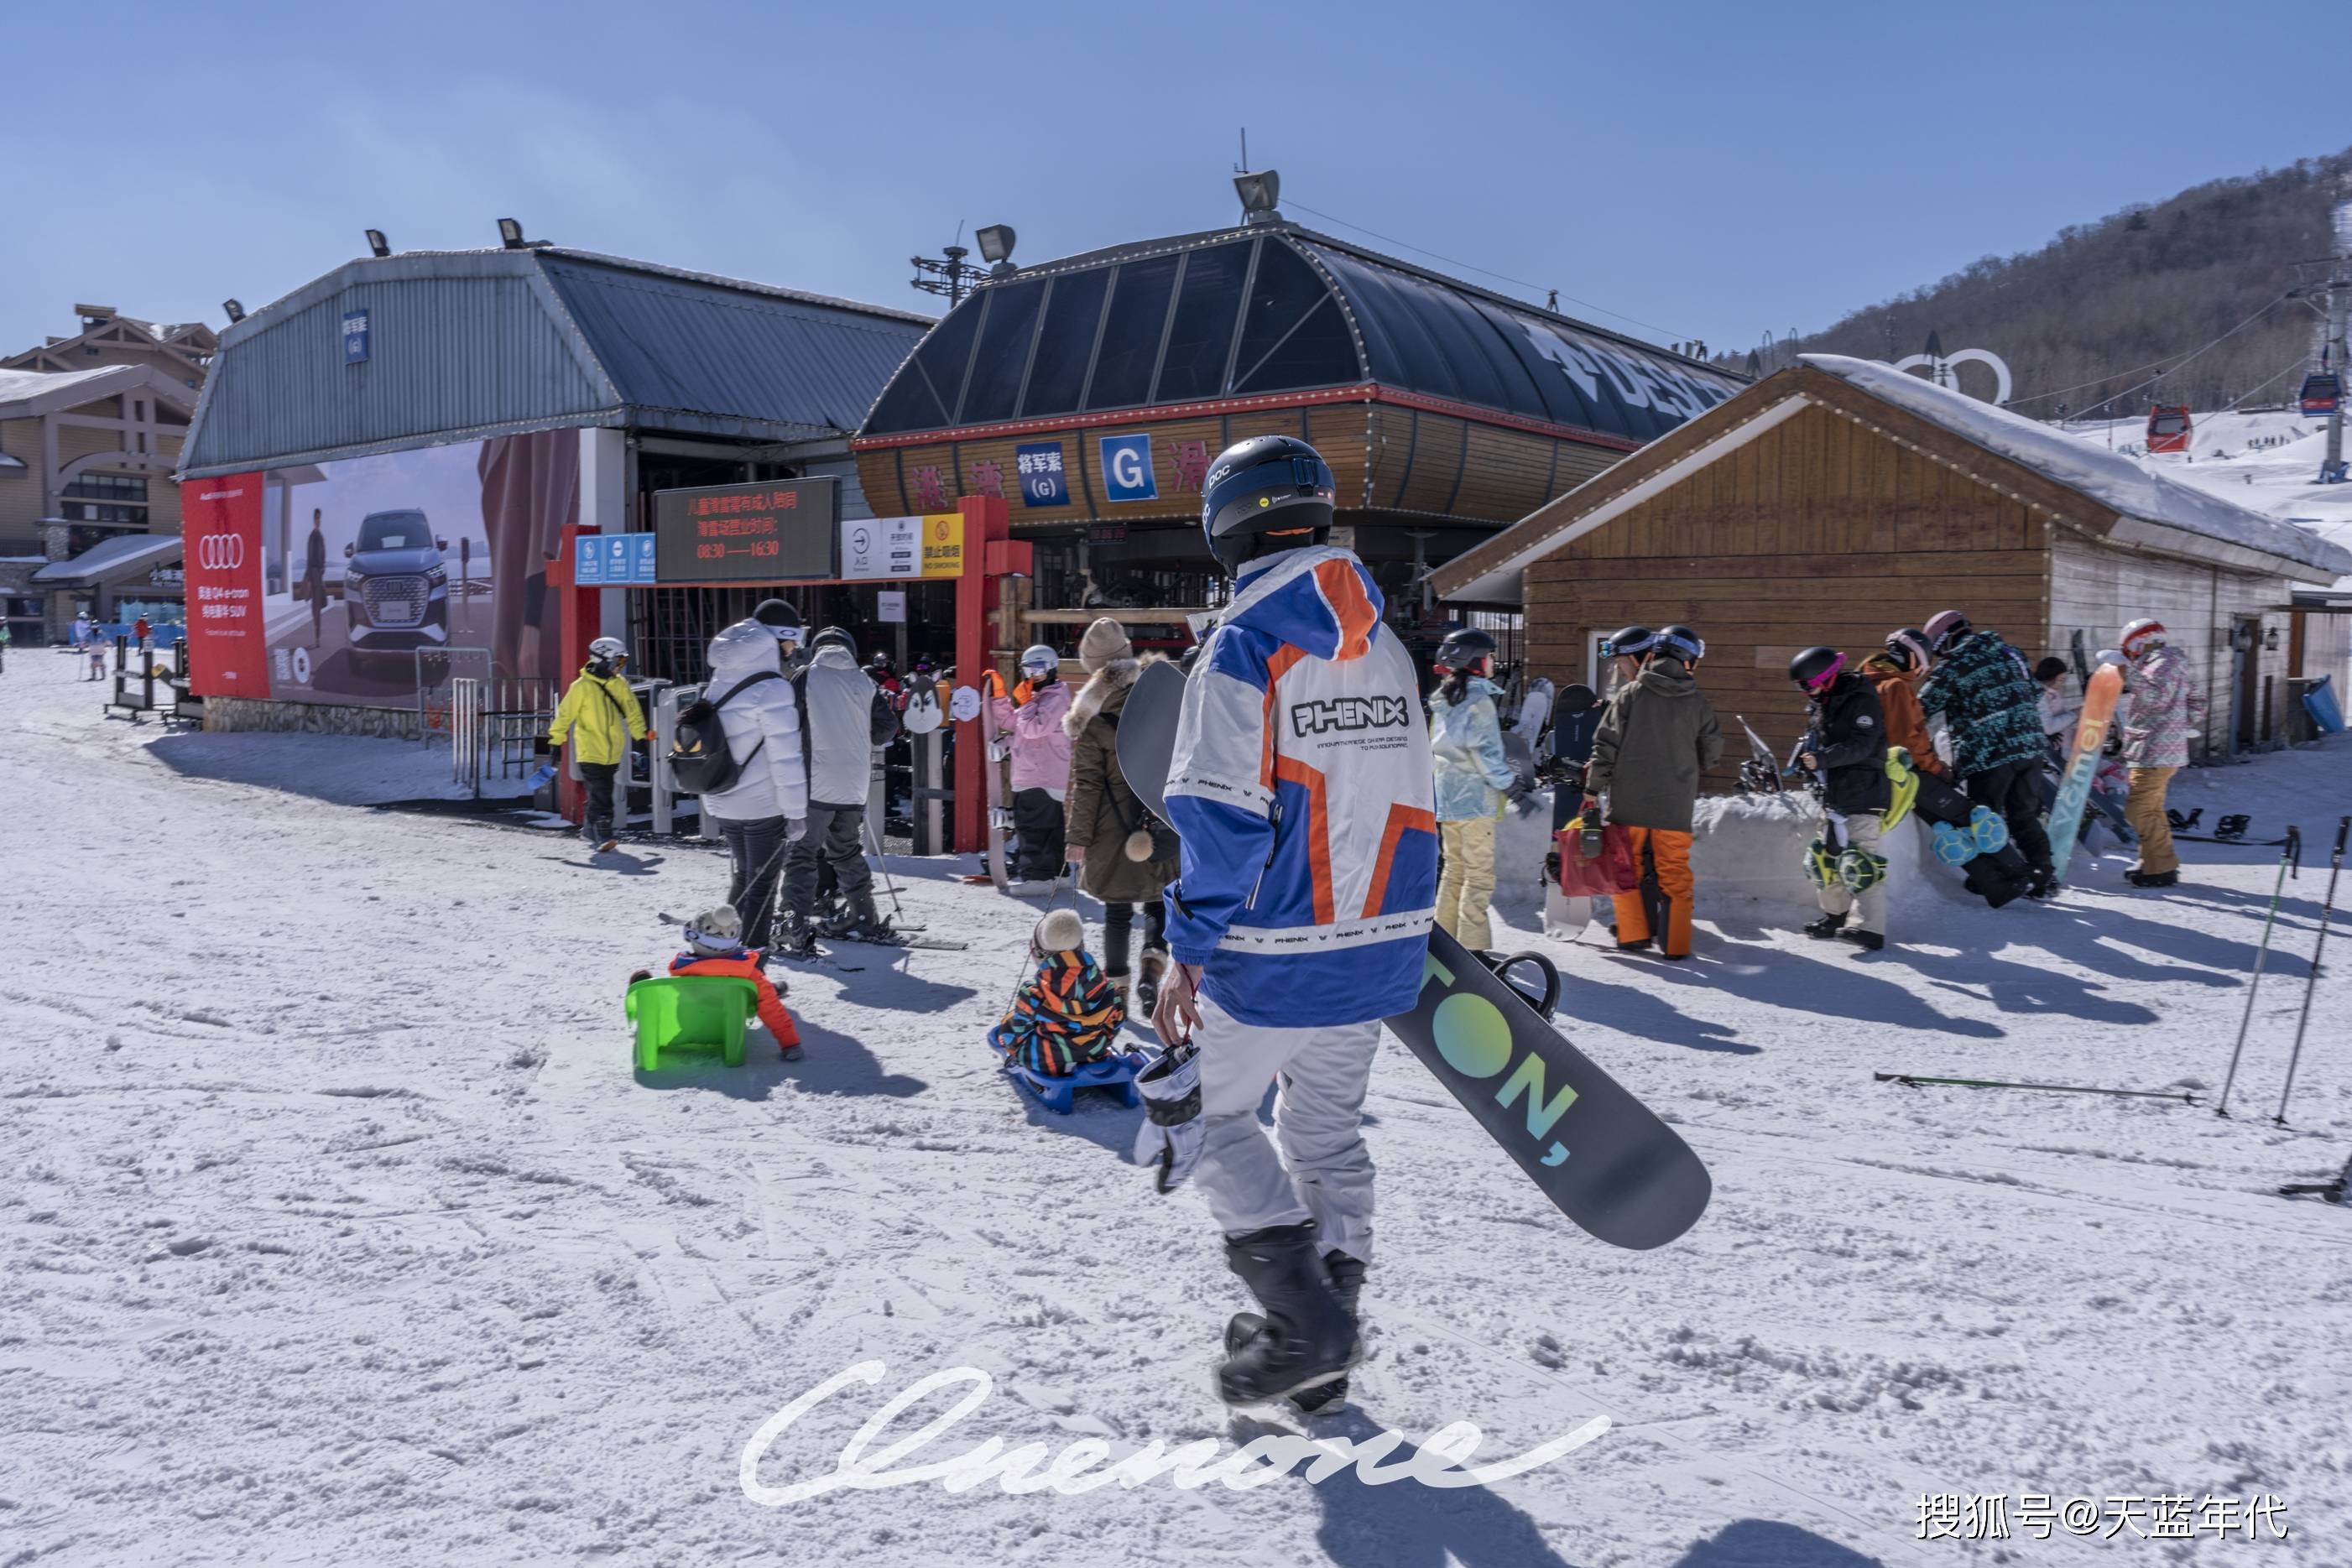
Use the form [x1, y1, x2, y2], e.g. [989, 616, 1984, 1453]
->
[182, 473, 271, 698]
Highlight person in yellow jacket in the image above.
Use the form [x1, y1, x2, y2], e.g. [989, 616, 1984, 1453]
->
[549, 635, 647, 852]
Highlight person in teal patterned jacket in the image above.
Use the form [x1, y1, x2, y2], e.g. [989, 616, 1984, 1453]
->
[1918, 610, 2056, 895]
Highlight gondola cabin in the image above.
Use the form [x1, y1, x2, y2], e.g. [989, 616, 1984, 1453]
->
[2146, 404, 2193, 454]
[2298, 372, 2341, 419]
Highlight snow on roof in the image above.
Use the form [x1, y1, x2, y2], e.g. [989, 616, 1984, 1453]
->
[0, 364, 138, 409]
[1802, 354, 2352, 580]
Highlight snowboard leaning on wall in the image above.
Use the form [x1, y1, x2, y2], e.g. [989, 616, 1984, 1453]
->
[1117, 657, 1711, 1252]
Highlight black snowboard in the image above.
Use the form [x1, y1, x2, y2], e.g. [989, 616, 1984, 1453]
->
[1118, 658, 1710, 1251]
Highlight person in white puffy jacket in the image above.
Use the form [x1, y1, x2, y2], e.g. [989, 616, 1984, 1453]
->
[697, 606, 808, 954]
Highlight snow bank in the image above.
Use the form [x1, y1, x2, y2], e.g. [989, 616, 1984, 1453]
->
[1802, 354, 2352, 580]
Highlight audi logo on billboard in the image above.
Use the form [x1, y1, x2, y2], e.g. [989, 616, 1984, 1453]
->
[197, 533, 246, 570]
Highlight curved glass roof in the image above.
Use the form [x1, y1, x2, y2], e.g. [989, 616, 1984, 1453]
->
[858, 227, 1741, 445]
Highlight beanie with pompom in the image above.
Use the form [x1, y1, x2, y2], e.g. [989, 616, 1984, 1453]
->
[1077, 617, 1133, 674]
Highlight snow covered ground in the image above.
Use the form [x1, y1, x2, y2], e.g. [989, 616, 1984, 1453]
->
[6, 654, 2350, 1567]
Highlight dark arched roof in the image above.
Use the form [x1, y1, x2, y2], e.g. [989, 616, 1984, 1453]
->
[857, 225, 1741, 445]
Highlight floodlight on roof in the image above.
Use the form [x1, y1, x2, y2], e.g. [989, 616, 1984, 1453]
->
[498, 217, 526, 249]
[222, 300, 246, 324]
[975, 225, 1016, 265]
[365, 228, 391, 258]
[1233, 169, 1282, 225]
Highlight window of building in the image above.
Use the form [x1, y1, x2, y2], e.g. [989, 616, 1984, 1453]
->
[1232, 242, 1360, 394]
[64, 473, 149, 503]
[65, 504, 144, 526]
[1018, 269, 1110, 419]
[862, 300, 985, 435]
[957, 279, 1046, 426]
[1150, 241, 1251, 404]
[1082, 255, 1180, 411]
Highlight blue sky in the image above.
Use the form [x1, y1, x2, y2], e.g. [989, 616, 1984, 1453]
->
[6, 1, 2339, 361]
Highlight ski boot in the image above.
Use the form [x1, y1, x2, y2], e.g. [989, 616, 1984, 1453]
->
[1614, 936, 1654, 956]
[1802, 913, 1846, 940]
[1836, 927, 1885, 953]
[1213, 1222, 1357, 1407]
[2124, 868, 2178, 888]
[771, 915, 819, 961]
[1134, 946, 1169, 1020]
[1226, 1250, 1367, 1414]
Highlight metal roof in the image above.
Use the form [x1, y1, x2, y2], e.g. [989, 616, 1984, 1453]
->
[32, 532, 181, 586]
[857, 223, 1742, 445]
[180, 247, 931, 478]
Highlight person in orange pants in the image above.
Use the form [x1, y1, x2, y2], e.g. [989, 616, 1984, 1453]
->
[1611, 828, 1695, 956]
[1583, 626, 1721, 961]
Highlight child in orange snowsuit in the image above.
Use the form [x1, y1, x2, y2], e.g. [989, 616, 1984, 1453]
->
[631, 904, 802, 1060]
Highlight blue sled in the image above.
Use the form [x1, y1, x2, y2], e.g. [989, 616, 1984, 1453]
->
[1005, 1052, 1145, 1114]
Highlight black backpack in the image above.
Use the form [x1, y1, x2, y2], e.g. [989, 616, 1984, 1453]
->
[670, 672, 782, 796]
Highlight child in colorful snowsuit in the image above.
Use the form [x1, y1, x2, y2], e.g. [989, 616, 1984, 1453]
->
[988, 909, 1130, 1076]
[631, 904, 804, 1060]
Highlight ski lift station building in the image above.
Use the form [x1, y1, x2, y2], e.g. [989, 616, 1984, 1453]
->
[850, 220, 1743, 643]
[1432, 354, 2352, 771]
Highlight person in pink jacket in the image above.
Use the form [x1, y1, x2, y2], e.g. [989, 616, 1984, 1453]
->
[993, 643, 1074, 883]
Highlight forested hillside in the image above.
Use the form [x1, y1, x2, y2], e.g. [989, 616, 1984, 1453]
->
[1736, 148, 2351, 419]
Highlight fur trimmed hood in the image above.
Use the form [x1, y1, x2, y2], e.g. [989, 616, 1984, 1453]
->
[1063, 653, 1161, 737]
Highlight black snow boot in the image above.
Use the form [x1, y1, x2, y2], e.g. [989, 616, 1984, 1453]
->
[1836, 927, 1885, 953]
[1802, 913, 1846, 940]
[1214, 1223, 1357, 1407]
[1225, 1248, 1367, 1414]
[1134, 947, 1167, 1020]
[2125, 868, 2179, 888]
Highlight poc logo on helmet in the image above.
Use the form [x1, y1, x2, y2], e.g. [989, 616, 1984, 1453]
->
[1291, 695, 1411, 736]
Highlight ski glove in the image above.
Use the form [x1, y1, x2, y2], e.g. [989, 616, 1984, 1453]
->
[1132, 1043, 1203, 1194]
[785, 817, 808, 843]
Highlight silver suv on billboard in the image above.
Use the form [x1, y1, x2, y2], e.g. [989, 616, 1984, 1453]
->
[343, 509, 450, 658]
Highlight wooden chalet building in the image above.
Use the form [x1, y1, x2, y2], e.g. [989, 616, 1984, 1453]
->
[851, 221, 1740, 639]
[1432, 355, 2352, 772]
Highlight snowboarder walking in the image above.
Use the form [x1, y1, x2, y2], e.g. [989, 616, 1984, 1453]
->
[1143, 434, 1437, 1409]
[1061, 617, 1177, 1016]
[1918, 610, 2056, 896]
[1791, 648, 1894, 952]
[546, 636, 645, 852]
[1583, 626, 1723, 959]
[994, 643, 1072, 884]
[1860, 629, 1945, 779]
[696, 608, 808, 955]
[1427, 627, 1516, 950]
[2116, 617, 2203, 888]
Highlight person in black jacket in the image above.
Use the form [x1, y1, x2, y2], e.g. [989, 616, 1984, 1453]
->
[1790, 648, 1893, 953]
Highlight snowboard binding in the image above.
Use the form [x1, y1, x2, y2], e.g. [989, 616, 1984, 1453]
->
[2214, 814, 2252, 843]
[2167, 806, 2203, 833]
[1473, 950, 1562, 1019]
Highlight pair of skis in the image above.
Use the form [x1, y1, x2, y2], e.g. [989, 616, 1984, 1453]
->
[1116, 659, 1710, 1253]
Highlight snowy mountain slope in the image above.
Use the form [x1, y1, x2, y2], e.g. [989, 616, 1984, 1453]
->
[4, 655, 2349, 1567]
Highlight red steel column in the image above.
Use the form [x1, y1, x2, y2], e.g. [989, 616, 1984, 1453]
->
[953, 495, 1015, 853]
[550, 524, 598, 824]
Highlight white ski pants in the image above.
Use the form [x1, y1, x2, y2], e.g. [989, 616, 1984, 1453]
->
[1189, 992, 1382, 1263]
[1818, 810, 1888, 935]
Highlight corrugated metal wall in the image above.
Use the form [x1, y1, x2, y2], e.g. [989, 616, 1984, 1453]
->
[183, 255, 614, 476]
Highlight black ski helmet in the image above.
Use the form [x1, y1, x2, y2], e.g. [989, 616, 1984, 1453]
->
[1432, 627, 1498, 674]
[1199, 435, 1336, 575]
[1601, 625, 1656, 660]
[1657, 624, 1706, 663]
[1884, 628, 1931, 673]
[811, 626, 856, 655]
[1789, 645, 1844, 692]
[1558, 682, 1598, 714]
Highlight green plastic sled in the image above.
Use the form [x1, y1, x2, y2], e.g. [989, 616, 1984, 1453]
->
[626, 976, 757, 1071]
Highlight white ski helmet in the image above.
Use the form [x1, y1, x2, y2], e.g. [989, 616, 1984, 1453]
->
[1020, 643, 1060, 677]
[588, 635, 628, 661]
[2119, 617, 2166, 658]
[683, 904, 743, 956]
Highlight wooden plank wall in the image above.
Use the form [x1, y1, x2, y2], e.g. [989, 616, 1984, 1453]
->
[1523, 402, 2049, 771]
[2047, 530, 2297, 755]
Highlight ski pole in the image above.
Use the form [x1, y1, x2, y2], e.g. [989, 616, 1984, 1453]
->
[2273, 815, 2349, 1126]
[1875, 1072, 2196, 1104]
[2218, 826, 2302, 1118]
[860, 810, 909, 925]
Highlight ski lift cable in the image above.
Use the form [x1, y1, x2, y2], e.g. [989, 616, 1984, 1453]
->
[1279, 198, 1701, 343]
[2041, 294, 2292, 423]
[2010, 292, 2292, 409]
